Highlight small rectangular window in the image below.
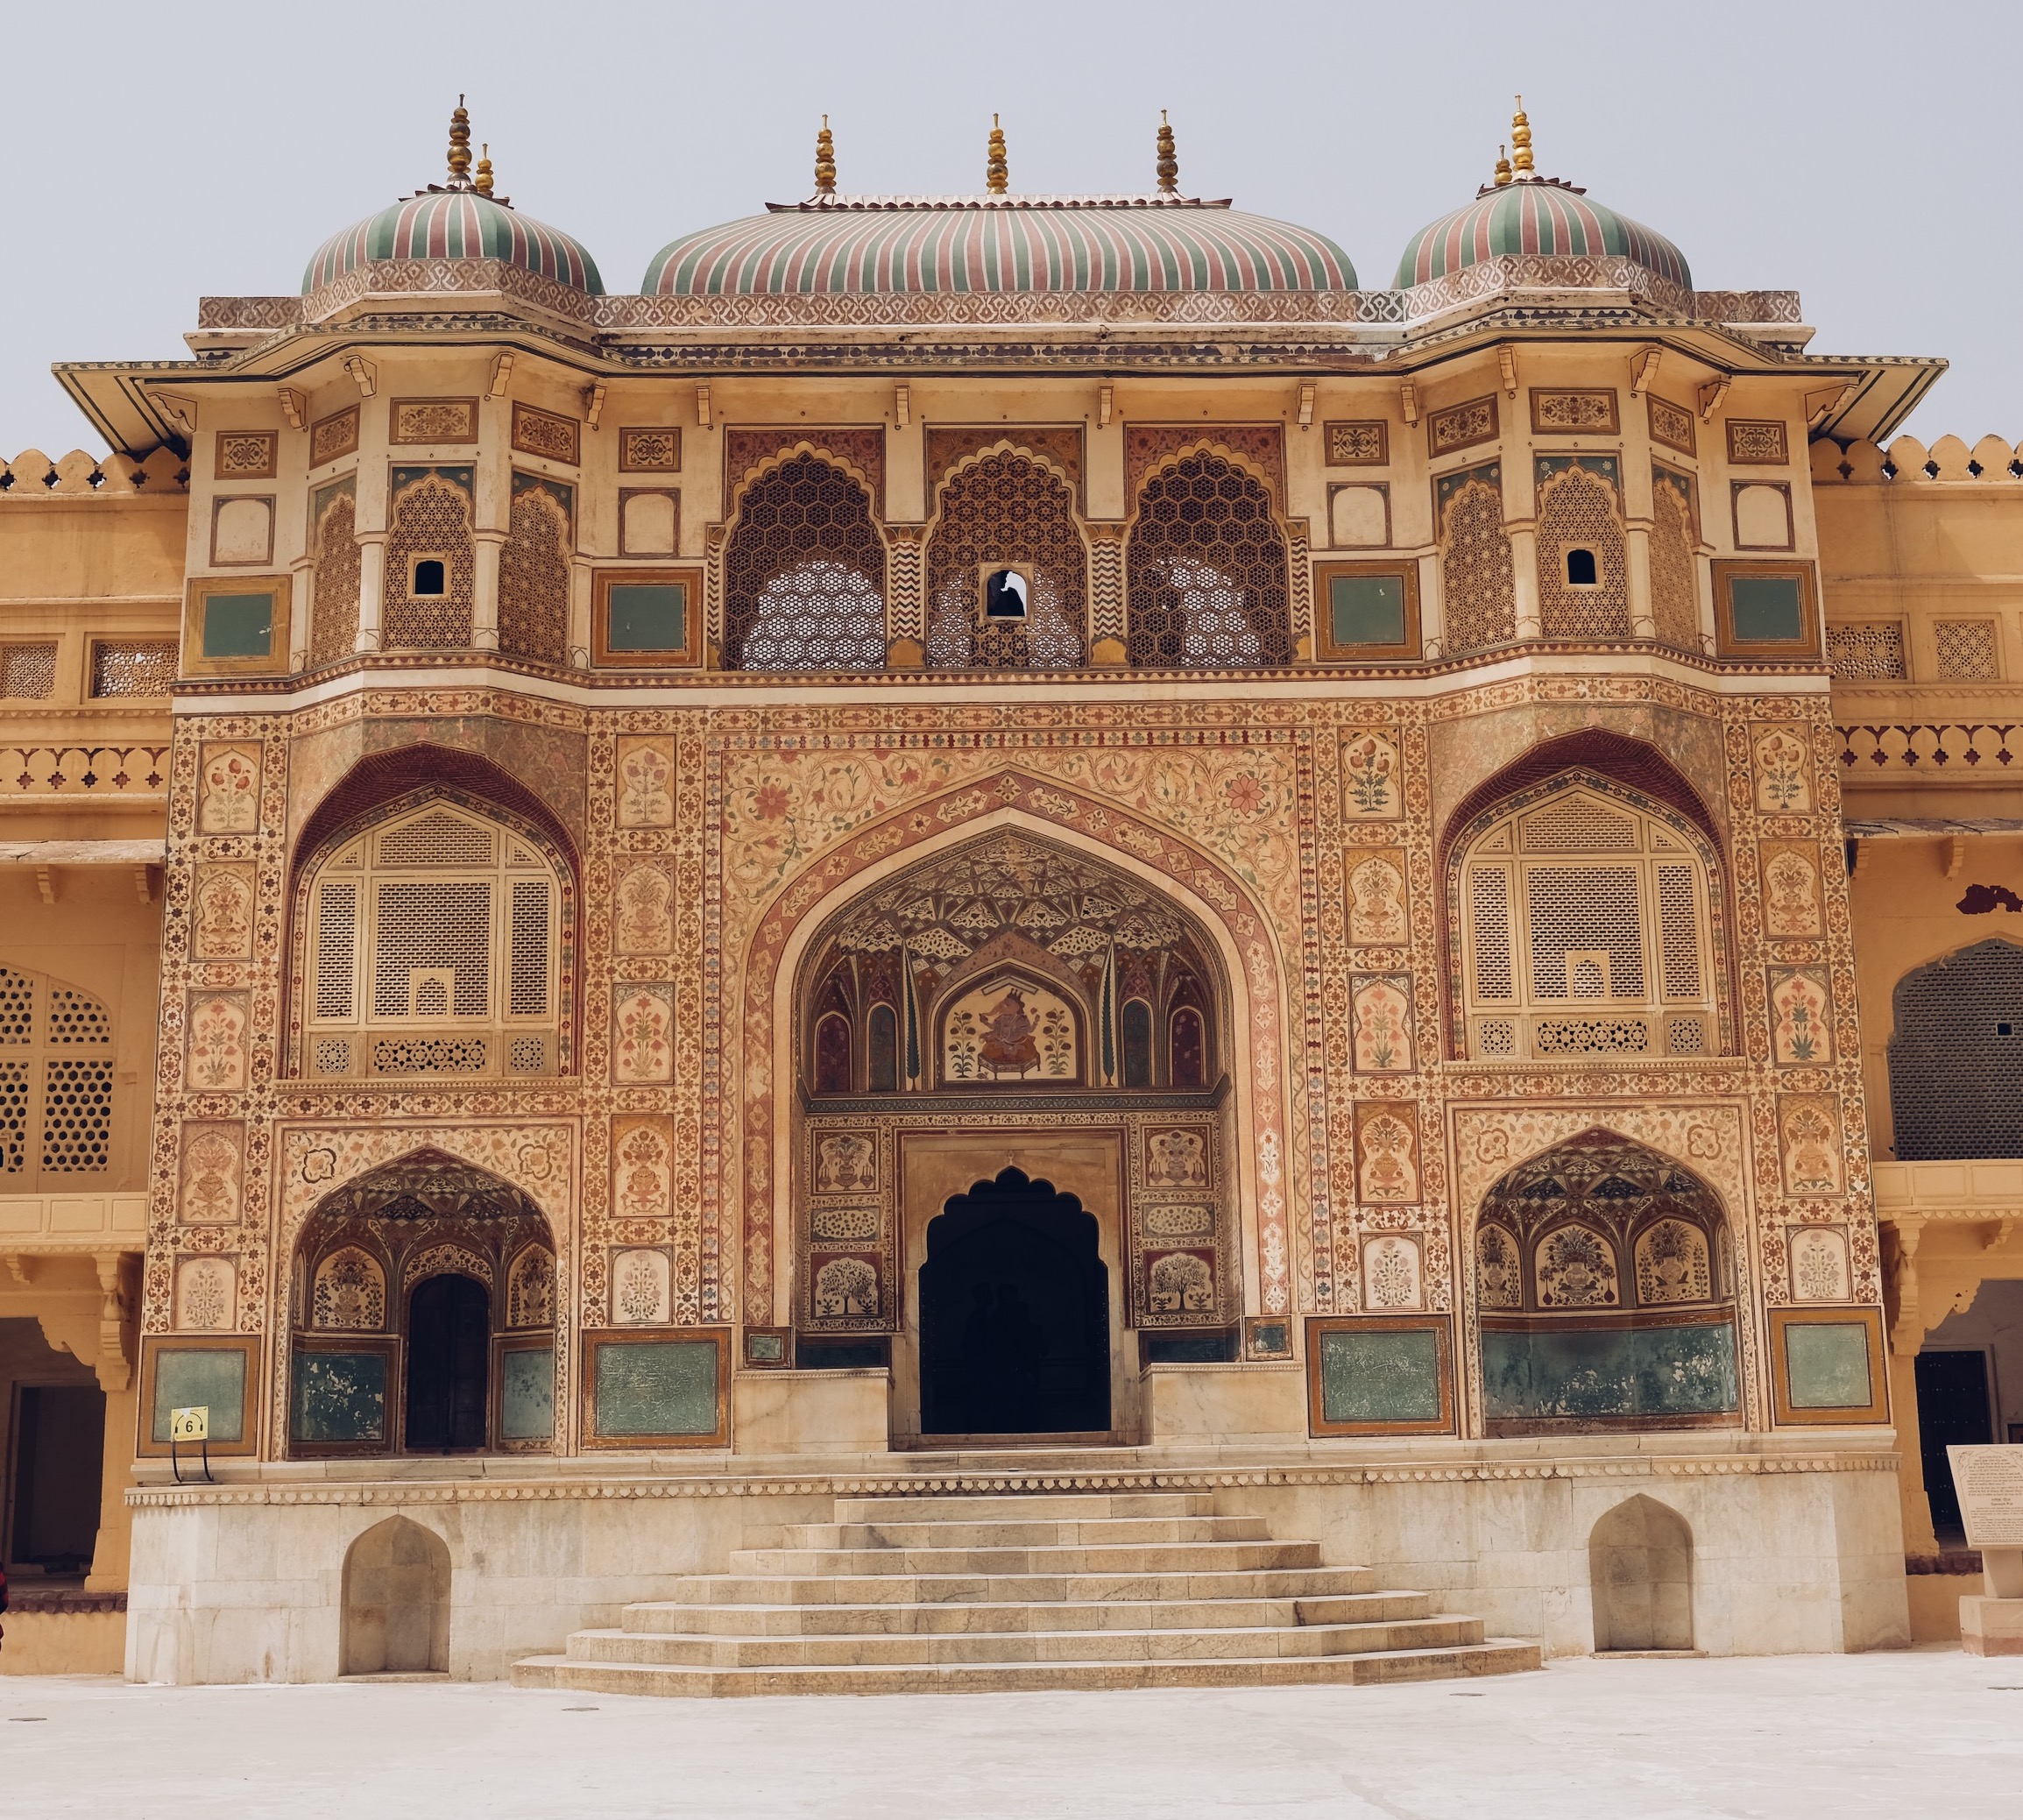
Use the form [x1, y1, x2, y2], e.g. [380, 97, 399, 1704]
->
[200, 592, 275, 659]
[1715, 561, 1817, 657]
[1313, 561, 1420, 662]
[592, 566, 703, 667]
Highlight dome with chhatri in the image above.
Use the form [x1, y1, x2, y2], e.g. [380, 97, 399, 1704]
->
[302, 102, 603, 298]
[1394, 103, 1689, 295]
[641, 115, 1356, 302]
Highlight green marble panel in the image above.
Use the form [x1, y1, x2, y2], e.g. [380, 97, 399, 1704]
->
[1483, 1321, 1737, 1420]
[290, 1350, 386, 1444]
[1319, 1328, 1442, 1425]
[151, 1348, 246, 1443]
[1785, 1321, 1873, 1409]
[595, 1339, 719, 1438]
[501, 1347, 555, 1440]
[201, 592, 273, 658]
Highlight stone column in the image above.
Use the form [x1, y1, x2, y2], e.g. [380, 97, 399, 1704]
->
[472, 530, 506, 651]
[1509, 525, 1542, 641]
[355, 535, 386, 652]
[287, 554, 315, 672]
[1626, 525, 1657, 640]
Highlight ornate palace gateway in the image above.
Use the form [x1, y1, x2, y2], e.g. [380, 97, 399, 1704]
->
[2, 100, 2015, 1689]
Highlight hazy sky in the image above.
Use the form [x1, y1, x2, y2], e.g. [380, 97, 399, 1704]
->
[1, 1, 2013, 456]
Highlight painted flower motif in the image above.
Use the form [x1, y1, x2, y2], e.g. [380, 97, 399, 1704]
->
[1226, 774, 1265, 816]
[754, 784, 790, 821]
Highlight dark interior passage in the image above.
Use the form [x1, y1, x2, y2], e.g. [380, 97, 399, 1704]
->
[1915, 1349, 1992, 1536]
[405, 1274, 490, 1451]
[919, 1168, 1109, 1436]
[8, 1382, 104, 1572]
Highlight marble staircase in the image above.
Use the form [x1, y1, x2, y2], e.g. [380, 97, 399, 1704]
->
[512, 1488, 1541, 1696]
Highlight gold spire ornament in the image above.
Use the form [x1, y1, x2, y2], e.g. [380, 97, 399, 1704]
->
[987, 114, 1008, 195]
[815, 115, 837, 196]
[475, 143, 495, 197]
[1510, 96, 1534, 177]
[448, 95, 473, 186]
[1156, 110, 1178, 195]
[1493, 143, 1512, 187]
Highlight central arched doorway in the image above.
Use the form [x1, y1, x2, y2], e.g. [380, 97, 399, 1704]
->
[918, 1168, 1110, 1437]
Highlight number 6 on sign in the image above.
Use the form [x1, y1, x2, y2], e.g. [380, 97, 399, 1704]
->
[169, 1406, 209, 1441]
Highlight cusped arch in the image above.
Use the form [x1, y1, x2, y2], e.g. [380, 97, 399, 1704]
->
[924, 444, 1089, 670]
[1126, 446, 1292, 669]
[722, 447, 888, 671]
[746, 783, 1297, 1324]
[1886, 936, 2023, 1159]
[1589, 1494, 1694, 1652]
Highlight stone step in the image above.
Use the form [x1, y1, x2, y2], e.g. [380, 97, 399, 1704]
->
[564, 1614, 1489, 1669]
[729, 1540, 1323, 1577]
[622, 1588, 1436, 1637]
[777, 1516, 1273, 1549]
[664, 1564, 1376, 1607]
[831, 1492, 1216, 1522]
[511, 1639, 1545, 1697]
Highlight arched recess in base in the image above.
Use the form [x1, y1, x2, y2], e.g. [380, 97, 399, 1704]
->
[342, 1514, 450, 1675]
[1589, 1494, 1694, 1652]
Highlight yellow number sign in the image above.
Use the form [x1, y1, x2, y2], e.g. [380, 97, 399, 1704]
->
[169, 1405, 209, 1442]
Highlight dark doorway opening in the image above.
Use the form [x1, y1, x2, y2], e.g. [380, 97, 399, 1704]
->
[918, 1167, 1110, 1437]
[8, 1384, 105, 1574]
[405, 1274, 490, 1451]
[1914, 1349, 1993, 1537]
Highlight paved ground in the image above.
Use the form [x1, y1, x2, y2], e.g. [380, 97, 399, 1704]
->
[3, 1650, 2019, 1817]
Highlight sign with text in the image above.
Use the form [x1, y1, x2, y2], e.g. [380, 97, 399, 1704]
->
[1949, 1445, 2023, 1549]
[169, 1405, 209, 1443]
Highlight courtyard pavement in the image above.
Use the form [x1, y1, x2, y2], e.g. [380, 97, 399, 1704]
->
[2, 1648, 2018, 1817]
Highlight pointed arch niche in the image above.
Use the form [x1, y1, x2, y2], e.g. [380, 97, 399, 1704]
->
[746, 791, 1293, 1343]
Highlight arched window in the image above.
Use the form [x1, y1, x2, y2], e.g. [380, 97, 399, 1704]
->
[814, 1012, 853, 1094]
[1536, 464, 1630, 640]
[0, 966, 114, 1191]
[1127, 453, 1291, 668]
[309, 480, 360, 667]
[298, 797, 565, 1080]
[1649, 469, 1701, 653]
[498, 477, 571, 665]
[724, 454, 887, 670]
[381, 471, 476, 648]
[1170, 1005, 1206, 1087]
[1454, 779, 1720, 1061]
[866, 1002, 899, 1093]
[1438, 466, 1516, 655]
[1476, 1130, 1738, 1433]
[1888, 938, 2023, 1158]
[925, 450, 1086, 669]
[1121, 998, 1154, 1087]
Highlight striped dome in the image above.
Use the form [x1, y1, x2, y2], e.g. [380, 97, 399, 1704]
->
[643, 198, 1357, 297]
[304, 189, 603, 295]
[1395, 178, 1688, 291]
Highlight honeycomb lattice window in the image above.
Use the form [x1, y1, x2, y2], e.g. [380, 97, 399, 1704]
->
[1649, 472, 1701, 652]
[1127, 452, 1291, 669]
[1888, 938, 2023, 1159]
[382, 472, 476, 648]
[1536, 468, 1630, 640]
[927, 451, 1086, 669]
[1, 643, 57, 700]
[0, 967, 115, 1184]
[1439, 476, 1516, 655]
[1933, 620, 2000, 680]
[1458, 783, 1719, 1060]
[498, 480, 571, 665]
[309, 487, 361, 666]
[41, 1060, 113, 1171]
[89, 641, 178, 698]
[724, 455, 887, 670]
[1825, 621, 1907, 680]
[303, 798, 562, 1080]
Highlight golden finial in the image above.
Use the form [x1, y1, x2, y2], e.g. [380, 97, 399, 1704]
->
[986, 113, 1008, 195]
[475, 143, 494, 197]
[1493, 143, 1512, 187]
[815, 114, 836, 195]
[1510, 96, 1534, 177]
[1156, 109, 1178, 195]
[448, 95, 472, 186]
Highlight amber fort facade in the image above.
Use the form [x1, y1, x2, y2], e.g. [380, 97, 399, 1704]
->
[0, 103, 2019, 1690]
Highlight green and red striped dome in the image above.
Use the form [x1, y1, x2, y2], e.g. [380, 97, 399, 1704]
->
[642, 198, 1357, 297]
[1395, 178, 1688, 291]
[303, 189, 604, 296]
